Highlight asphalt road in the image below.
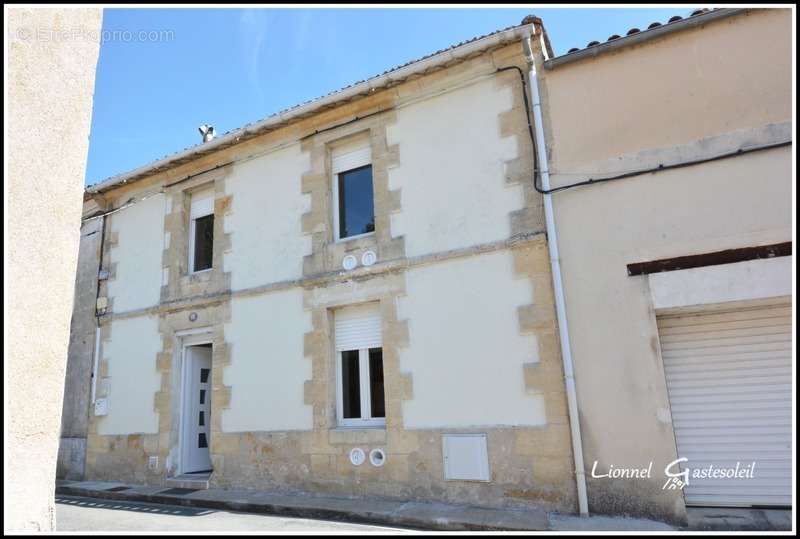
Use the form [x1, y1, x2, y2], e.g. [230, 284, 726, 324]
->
[55, 495, 409, 532]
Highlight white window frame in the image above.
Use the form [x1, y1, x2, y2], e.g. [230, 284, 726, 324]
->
[188, 188, 214, 274]
[335, 347, 385, 428]
[331, 144, 374, 243]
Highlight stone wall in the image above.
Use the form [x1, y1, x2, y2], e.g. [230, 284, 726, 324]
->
[57, 218, 103, 481]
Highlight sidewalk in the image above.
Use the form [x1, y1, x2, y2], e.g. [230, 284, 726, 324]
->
[55, 480, 551, 531]
[62, 480, 757, 532]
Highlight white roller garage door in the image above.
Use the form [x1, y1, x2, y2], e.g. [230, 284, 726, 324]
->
[658, 299, 792, 507]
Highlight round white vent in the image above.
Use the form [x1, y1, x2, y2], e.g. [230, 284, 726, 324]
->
[361, 250, 377, 267]
[369, 448, 386, 467]
[349, 447, 366, 466]
[342, 255, 358, 271]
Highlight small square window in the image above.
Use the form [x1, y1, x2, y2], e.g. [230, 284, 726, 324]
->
[336, 165, 374, 240]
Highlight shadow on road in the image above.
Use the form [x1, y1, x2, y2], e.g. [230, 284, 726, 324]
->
[56, 496, 216, 518]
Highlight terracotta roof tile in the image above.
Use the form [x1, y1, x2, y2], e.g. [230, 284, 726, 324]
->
[567, 8, 713, 54]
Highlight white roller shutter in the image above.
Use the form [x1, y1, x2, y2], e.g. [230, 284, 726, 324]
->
[331, 139, 371, 174]
[658, 299, 792, 507]
[335, 302, 382, 351]
[190, 187, 214, 219]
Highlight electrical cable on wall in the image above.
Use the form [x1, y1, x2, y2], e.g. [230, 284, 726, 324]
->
[496, 64, 793, 195]
[82, 188, 166, 222]
[539, 140, 792, 194]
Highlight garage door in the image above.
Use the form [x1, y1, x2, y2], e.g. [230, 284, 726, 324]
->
[658, 299, 792, 507]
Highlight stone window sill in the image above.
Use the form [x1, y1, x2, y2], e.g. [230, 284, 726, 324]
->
[335, 231, 376, 245]
[328, 427, 386, 445]
[183, 269, 213, 284]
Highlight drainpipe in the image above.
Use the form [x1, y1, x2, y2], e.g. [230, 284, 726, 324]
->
[523, 31, 589, 517]
[90, 213, 105, 405]
[90, 317, 101, 404]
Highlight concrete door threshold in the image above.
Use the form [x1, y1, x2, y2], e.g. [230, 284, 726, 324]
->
[165, 472, 211, 490]
[54, 480, 549, 531]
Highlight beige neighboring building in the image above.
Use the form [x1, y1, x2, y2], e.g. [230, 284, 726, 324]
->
[7, 7, 102, 532]
[534, 8, 792, 524]
[59, 18, 580, 515]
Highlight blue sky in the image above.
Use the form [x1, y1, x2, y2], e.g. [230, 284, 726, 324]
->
[86, 7, 693, 185]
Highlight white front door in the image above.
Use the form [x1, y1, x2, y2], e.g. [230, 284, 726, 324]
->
[183, 345, 212, 474]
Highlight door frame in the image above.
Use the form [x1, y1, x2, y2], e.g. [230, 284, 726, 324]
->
[177, 328, 213, 476]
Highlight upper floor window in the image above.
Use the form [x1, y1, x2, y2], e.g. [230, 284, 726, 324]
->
[332, 140, 374, 241]
[189, 187, 214, 273]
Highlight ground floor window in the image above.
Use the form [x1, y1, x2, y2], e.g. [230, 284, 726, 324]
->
[339, 347, 385, 425]
[334, 302, 385, 428]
